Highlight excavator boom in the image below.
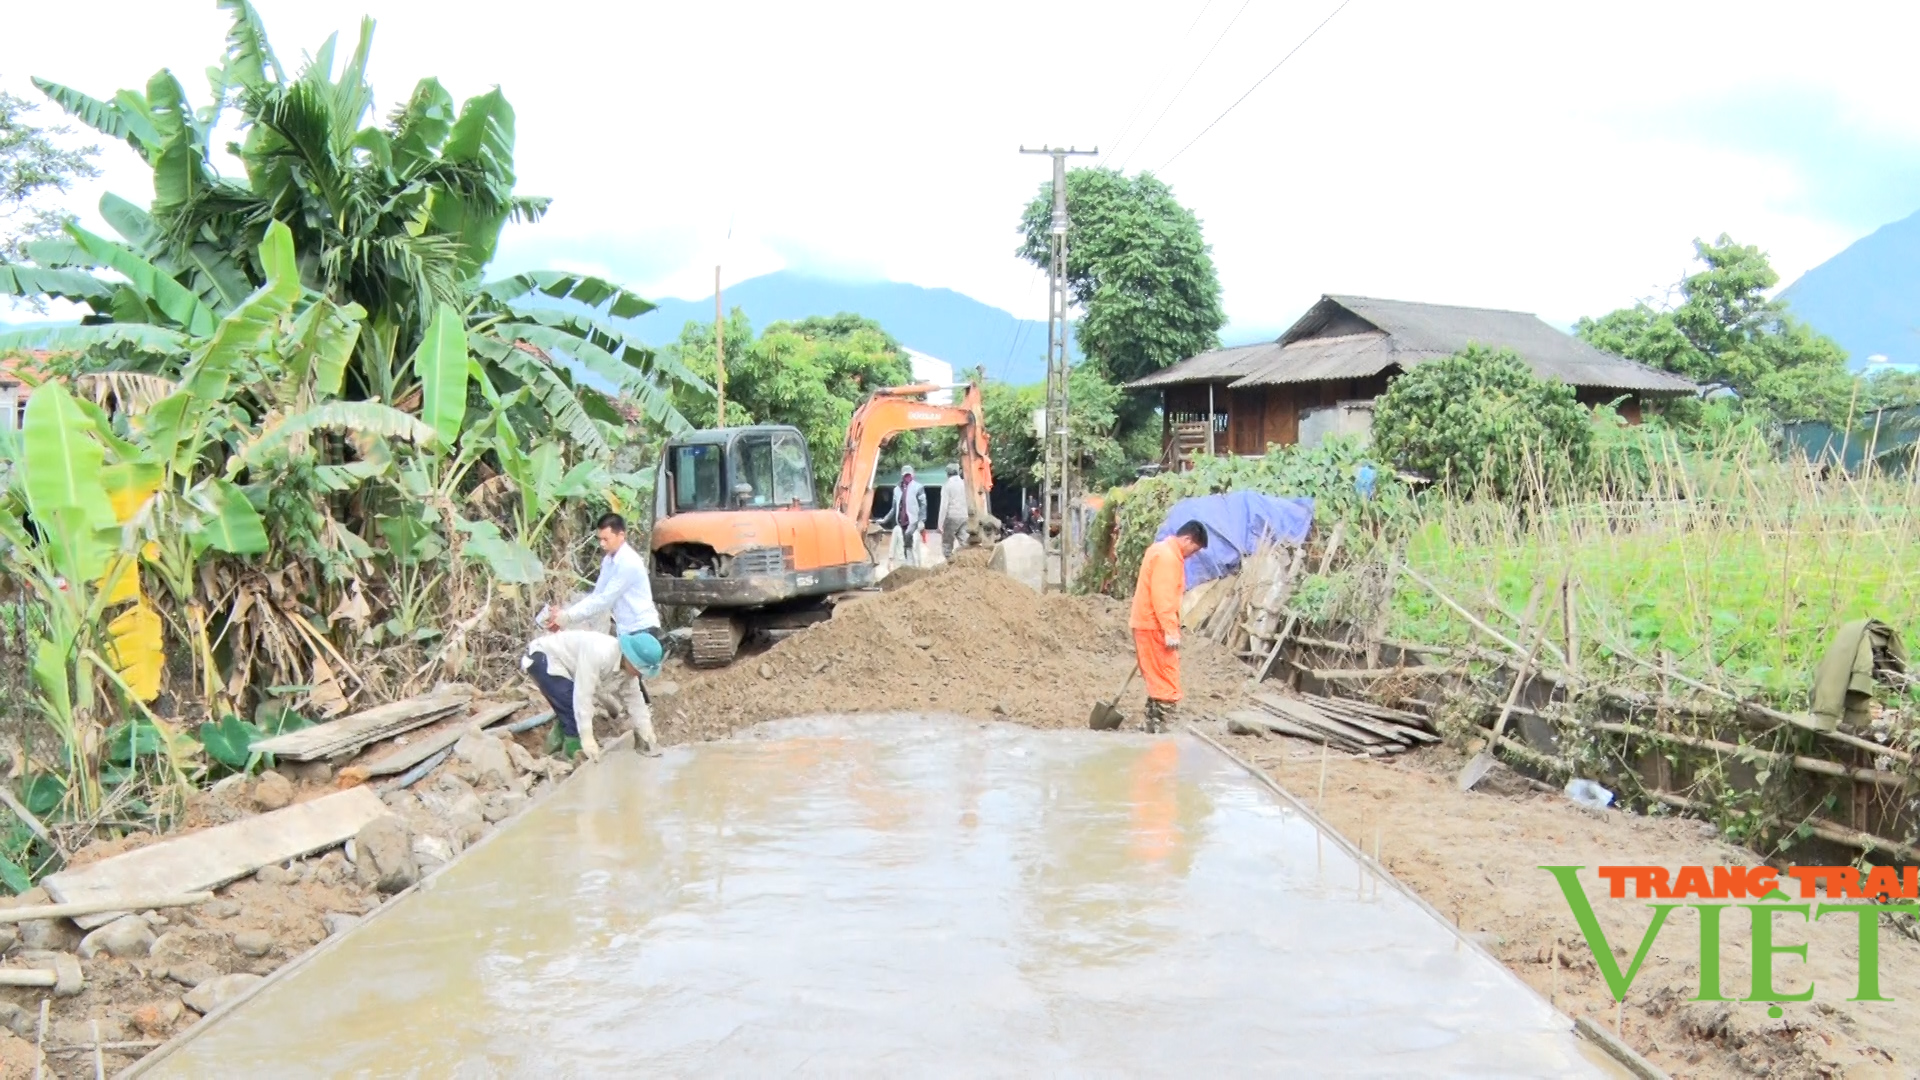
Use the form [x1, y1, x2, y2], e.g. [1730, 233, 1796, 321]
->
[831, 382, 994, 531]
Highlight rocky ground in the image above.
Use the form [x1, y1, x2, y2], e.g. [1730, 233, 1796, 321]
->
[0, 718, 569, 1078]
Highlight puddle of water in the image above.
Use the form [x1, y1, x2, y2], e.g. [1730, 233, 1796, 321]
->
[143, 715, 1624, 1078]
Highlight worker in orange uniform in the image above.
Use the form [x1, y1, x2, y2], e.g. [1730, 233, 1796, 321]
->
[1129, 521, 1210, 733]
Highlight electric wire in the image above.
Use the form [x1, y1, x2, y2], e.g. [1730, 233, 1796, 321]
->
[1097, 0, 1217, 169]
[1116, 0, 1256, 172]
[1157, 0, 1353, 173]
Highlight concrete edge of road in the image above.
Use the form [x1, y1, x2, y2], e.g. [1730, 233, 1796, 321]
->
[118, 731, 643, 1078]
[1183, 723, 1667, 1080]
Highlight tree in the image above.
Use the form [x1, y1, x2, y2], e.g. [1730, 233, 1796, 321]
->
[666, 312, 914, 491]
[0, 2, 701, 453]
[1371, 345, 1591, 497]
[1576, 235, 1851, 423]
[0, 88, 98, 263]
[1017, 167, 1224, 387]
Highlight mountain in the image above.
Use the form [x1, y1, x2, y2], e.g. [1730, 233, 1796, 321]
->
[1780, 210, 1920, 368]
[628, 271, 1061, 385]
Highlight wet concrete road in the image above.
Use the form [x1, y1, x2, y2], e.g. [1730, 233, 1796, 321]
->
[144, 716, 1622, 1077]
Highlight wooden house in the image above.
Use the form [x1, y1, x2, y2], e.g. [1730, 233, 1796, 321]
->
[1130, 295, 1699, 465]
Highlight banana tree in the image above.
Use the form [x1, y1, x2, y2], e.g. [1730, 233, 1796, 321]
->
[5, 0, 704, 453]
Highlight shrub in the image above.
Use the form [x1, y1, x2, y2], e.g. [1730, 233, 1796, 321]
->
[1372, 345, 1591, 497]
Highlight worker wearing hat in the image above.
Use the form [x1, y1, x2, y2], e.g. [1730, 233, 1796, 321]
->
[876, 465, 927, 568]
[521, 629, 663, 759]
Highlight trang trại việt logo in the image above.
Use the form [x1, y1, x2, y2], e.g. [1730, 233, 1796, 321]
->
[1542, 864, 1920, 1015]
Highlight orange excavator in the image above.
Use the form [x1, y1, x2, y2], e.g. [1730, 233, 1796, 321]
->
[649, 382, 994, 666]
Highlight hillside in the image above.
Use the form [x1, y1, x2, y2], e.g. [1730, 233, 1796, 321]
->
[628, 270, 1062, 385]
[1780, 209, 1920, 367]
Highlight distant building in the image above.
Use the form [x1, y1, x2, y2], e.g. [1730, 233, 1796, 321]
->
[0, 353, 47, 431]
[1129, 295, 1698, 466]
[903, 347, 954, 405]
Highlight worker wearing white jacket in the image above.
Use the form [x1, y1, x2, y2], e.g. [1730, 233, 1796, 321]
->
[876, 466, 927, 568]
[939, 463, 969, 560]
[521, 630, 662, 759]
[546, 512, 661, 640]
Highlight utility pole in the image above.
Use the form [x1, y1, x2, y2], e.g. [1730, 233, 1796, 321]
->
[1019, 144, 1096, 592]
[714, 266, 727, 426]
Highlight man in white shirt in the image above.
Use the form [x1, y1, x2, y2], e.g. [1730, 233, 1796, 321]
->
[546, 513, 662, 642]
[938, 463, 970, 560]
[521, 629, 662, 759]
[876, 466, 927, 568]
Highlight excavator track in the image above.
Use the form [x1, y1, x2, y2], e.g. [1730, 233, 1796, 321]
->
[690, 614, 746, 668]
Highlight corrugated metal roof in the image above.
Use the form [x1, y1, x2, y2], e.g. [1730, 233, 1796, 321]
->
[1128, 342, 1277, 388]
[1131, 295, 1700, 396]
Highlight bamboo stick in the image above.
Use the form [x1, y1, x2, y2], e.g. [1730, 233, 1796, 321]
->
[0, 892, 213, 924]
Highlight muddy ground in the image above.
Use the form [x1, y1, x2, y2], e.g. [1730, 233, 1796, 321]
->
[5, 552, 1916, 1077]
[1222, 734, 1920, 1079]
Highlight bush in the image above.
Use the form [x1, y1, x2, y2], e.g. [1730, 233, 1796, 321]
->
[1372, 345, 1591, 497]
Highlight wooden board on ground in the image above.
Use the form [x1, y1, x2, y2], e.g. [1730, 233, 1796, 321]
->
[1228, 710, 1355, 749]
[43, 787, 389, 928]
[358, 700, 524, 777]
[1254, 693, 1385, 746]
[1298, 697, 1436, 745]
[1303, 693, 1435, 730]
[252, 691, 469, 761]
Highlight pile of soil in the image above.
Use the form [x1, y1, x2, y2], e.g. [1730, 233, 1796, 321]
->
[1225, 734, 1920, 1079]
[657, 564, 1249, 742]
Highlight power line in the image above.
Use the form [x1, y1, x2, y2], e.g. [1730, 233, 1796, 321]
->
[1157, 0, 1353, 173]
[1116, 0, 1255, 173]
[1097, 0, 1217, 169]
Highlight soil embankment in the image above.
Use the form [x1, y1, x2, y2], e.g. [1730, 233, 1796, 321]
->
[655, 563, 1250, 741]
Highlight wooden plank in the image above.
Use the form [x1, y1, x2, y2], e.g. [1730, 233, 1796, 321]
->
[1302, 693, 1434, 728]
[1254, 693, 1385, 745]
[0, 892, 210, 924]
[1299, 697, 1438, 745]
[358, 700, 524, 777]
[252, 692, 468, 761]
[44, 787, 389, 928]
[1226, 710, 1361, 751]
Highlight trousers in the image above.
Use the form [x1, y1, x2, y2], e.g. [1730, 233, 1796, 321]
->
[940, 518, 965, 559]
[1132, 628, 1182, 703]
[523, 650, 579, 736]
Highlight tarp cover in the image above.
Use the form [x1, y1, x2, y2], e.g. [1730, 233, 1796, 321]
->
[1155, 492, 1315, 588]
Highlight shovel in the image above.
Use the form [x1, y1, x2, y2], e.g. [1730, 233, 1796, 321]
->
[1089, 663, 1139, 731]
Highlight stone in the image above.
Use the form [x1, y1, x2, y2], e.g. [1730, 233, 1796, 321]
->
[481, 792, 528, 824]
[453, 732, 519, 793]
[353, 815, 419, 894]
[0, 926, 19, 953]
[0, 1003, 29, 1039]
[16, 917, 80, 952]
[130, 998, 184, 1037]
[53, 1018, 128, 1045]
[251, 770, 294, 811]
[321, 912, 360, 938]
[412, 835, 453, 867]
[420, 772, 482, 819]
[232, 929, 273, 957]
[988, 533, 1045, 592]
[51, 952, 82, 997]
[448, 811, 487, 851]
[912, 637, 934, 650]
[504, 740, 541, 775]
[77, 915, 155, 960]
[182, 973, 264, 1015]
[167, 960, 220, 988]
[758, 663, 775, 679]
[254, 864, 294, 887]
[284, 760, 332, 784]
[199, 899, 242, 920]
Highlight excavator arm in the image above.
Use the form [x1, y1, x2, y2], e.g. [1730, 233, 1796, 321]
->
[831, 382, 994, 532]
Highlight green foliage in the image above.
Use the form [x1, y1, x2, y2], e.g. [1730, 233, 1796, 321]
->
[1370, 345, 1591, 497]
[667, 311, 914, 491]
[7, 1, 695, 447]
[0, 88, 100, 263]
[1083, 437, 1407, 597]
[197, 714, 258, 773]
[1017, 167, 1224, 387]
[1576, 235, 1851, 422]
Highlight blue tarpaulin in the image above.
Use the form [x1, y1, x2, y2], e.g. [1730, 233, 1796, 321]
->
[1155, 492, 1316, 588]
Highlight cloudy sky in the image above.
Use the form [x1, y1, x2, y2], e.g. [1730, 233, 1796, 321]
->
[5, 1, 1917, 340]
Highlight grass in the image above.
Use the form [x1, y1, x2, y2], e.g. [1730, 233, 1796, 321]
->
[1389, 441, 1920, 712]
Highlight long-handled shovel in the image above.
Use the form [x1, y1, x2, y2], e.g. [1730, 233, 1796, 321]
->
[1089, 663, 1139, 731]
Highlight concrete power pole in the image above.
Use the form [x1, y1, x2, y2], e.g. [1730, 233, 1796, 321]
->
[714, 265, 727, 427]
[1019, 145, 1096, 592]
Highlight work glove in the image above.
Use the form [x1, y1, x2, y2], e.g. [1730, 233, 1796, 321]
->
[1165, 633, 1181, 650]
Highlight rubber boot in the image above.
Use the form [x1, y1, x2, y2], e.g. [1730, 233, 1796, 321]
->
[1145, 699, 1175, 734]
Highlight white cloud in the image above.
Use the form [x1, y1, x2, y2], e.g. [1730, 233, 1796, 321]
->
[6, 0, 1918, 331]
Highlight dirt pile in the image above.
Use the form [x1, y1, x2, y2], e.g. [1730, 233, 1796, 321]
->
[658, 564, 1248, 742]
